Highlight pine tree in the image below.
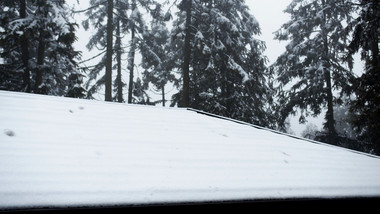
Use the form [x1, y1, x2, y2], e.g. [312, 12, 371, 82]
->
[132, 77, 153, 104]
[20, 0, 31, 92]
[82, 0, 122, 100]
[115, 2, 124, 103]
[127, 0, 137, 104]
[169, 0, 273, 127]
[126, 0, 160, 104]
[0, 1, 26, 91]
[182, 0, 192, 107]
[140, 5, 174, 107]
[83, 0, 116, 101]
[83, 0, 157, 102]
[347, 0, 380, 154]
[35, 0, 83, 96]
[0, 0, 84, 97]
[272, 0, 355, 143]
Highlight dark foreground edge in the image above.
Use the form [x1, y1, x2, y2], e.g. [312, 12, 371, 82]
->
[1, 197, 380, 213]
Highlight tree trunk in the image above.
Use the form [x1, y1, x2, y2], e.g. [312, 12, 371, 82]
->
[127, 0, 136, 104]
[127, 28, 135, 104]
[182, 0, 192, 107]
[116, 12, 123, 103]
[105, 0, 114, 102]
[20, 0, 31, 92]
[34, 0, 46, 94]
[34, 30, 45, 93]
[321, 0, 337, 141]
[324, 69, 337, 138]
[162, 85, 166, 107]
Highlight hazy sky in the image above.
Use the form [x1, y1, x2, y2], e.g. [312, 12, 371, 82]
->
[246, 0, 292, 64]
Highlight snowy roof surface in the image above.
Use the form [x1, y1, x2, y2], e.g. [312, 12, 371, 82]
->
[1, 91, 380, 209]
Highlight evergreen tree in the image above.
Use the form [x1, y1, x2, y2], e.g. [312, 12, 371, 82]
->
[169, 0, 273, 127]
[301, 123, 320, 140]
[0, 0, 84, 97]
[0, 1, 27, 92]
[334, 103, 356, 139]
[126, 0, 161, 104]
[114, 1, 124, 103]
[272, 0, 355, 143]
[104, 0, 114, 101]
[20, 0, 31, 92]
[83, 0, 157, 102]
[132, 77, 153, 104]
[127, 0, 138, 104]
[347, 0, 380, 155]
[182, 0, 192, 107]
[82, 0, 120, 100]
[140, 6, 174, 107]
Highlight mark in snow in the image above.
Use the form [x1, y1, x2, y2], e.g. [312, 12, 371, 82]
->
[79, 106, 84, 110]
[69, 109, 74, 113]
[4, 129, 15, 137]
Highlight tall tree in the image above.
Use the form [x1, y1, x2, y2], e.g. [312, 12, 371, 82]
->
[34, 0, 47, 93]
[20, 0, 31, 92]
[140, 5, 174, 106]
[127, 0, 137, 104]
[0, 1, 26, 92]
[182, 0, 192, 107]
[347, 0, 380, 154]
[105, 0, 113, 101]
[170, 0, 273, 127]
[82, 0, 125, 100]
[272, 0, 354, 143]
[83, 0, 157, 102]
[126, 0, 160, 104]
[115, 1, 124, 103]
[0, 0, 84, 96]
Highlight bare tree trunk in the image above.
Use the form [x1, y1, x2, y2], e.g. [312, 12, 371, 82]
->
[105, 0, 114, 101]
[182, 0, 192, 107]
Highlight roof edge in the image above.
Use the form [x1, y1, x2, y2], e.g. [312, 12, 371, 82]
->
[186, 108, 380, 160]
[1, 196, 379, 212]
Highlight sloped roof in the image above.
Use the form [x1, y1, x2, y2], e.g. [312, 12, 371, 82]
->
[1, 90, 380, 209]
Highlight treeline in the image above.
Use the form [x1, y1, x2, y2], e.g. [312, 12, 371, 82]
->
[0, 0, 379, 155]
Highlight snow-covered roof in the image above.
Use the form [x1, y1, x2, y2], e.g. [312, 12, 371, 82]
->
[1, 90, 380, 209]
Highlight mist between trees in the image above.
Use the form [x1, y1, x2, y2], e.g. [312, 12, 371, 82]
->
[0, 0, 379, 155]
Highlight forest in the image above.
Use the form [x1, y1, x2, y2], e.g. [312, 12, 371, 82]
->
[0, 0, 379, 155]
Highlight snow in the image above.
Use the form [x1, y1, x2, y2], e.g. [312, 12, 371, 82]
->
[130, 8, 139, 20]
[51, 3, 70, 35]
[1, 91, 380, 209]
[228, 57, 250, 83]
[195, 31, 204, 40]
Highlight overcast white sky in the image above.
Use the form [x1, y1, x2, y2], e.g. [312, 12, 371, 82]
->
[69, 0, 324, 135]
[246, 0, 292, 64]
